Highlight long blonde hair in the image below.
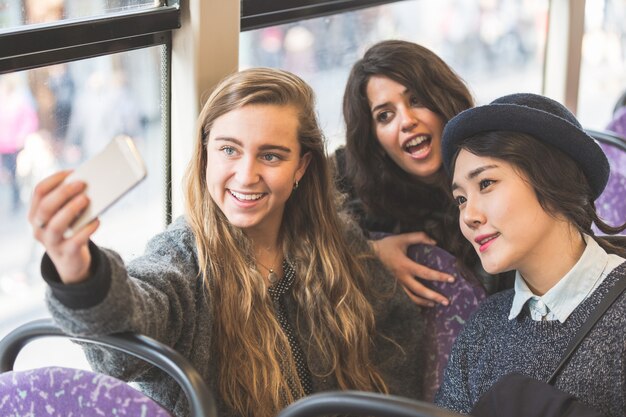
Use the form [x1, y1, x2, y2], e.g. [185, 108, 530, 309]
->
[184, 68, 387, 417]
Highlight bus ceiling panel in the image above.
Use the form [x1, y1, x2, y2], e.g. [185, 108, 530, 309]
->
[0, 32, 170, 75]
[0, 5, 180, 72]
[241, 0, 399, 31]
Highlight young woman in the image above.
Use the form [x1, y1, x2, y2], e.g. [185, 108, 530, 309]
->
[436, 93, 626, 417]
[336, 39, 506, 306]
[29, 68, 424, 417]
[336, 39, 504, 400]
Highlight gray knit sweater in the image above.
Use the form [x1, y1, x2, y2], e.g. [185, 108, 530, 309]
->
[435, 262, 626, 417]
[43, 216, 425, 417]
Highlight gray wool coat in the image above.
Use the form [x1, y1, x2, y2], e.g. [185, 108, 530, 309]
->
[43, 216, 425, 417]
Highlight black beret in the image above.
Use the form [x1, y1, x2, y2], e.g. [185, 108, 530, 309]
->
[441, 93, 610, 199]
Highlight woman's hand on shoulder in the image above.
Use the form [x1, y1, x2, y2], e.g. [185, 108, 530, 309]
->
[29, 170, 99, 284]
[371, 232, 454, 307]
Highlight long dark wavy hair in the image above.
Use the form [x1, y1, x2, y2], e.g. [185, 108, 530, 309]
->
[450, 131, 626, 257]
[342, 40, 476, 267]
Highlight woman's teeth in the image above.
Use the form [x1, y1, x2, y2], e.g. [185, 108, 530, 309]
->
[230, 190, 264, 200]
[404, 135, 430, 152]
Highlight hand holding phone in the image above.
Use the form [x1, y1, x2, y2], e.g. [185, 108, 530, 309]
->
[63, 135, 147, 238]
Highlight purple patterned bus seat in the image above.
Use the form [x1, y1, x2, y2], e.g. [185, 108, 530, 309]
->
[0, 366, 171, 417]
[368, 231, 486, 401]
[595, 141, 626, 234]
[406, 243, 486, 401]
[606, 107, 626, 138]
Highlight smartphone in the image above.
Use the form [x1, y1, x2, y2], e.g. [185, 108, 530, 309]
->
[63, 135, 147, 238]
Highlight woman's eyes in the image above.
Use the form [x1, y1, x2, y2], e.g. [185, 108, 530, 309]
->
[479, 179, 495, 190]
[220, 146, 236, 156]
[375, 98, 422, 123]
[454, 195, 467, 207]
[375, 111, 392, 123]
[454, 179, 495, 207]
[261, 153, 281, 162]
[219, 147, 281, 162]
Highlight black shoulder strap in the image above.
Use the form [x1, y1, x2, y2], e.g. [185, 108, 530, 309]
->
[548, 272, 626, 385]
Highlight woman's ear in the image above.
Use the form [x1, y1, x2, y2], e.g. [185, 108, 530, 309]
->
[295, 151, 312, 182]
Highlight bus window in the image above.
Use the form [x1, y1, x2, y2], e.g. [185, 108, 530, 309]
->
[578, 0, 626, 131]
[0, 48, 168, 354]
[0, 0, 158, 30]
[240, 0, 549, 153]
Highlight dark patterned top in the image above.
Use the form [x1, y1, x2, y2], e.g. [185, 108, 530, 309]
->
[267, 260, 313, 398]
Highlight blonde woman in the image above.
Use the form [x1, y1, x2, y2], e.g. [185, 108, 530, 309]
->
[29, 68, 423, 417]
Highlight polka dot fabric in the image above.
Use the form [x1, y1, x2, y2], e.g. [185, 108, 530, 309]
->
[267, 260, 313, 398]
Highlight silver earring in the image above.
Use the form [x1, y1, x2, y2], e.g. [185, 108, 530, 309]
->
[293, 180, 299, 190]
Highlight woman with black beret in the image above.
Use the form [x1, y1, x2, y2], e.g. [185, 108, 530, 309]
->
[435, 93, 626, 417]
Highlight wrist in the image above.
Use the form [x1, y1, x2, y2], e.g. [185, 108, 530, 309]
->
[58, 246, 93, 284]
[43, 241, 112, 309]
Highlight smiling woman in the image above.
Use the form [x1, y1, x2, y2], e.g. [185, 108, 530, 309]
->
[205, 104, 310, 248]
[335, 40, 486, 307]
[29, 67, 425, 417]
[436, 93, 626, 417]
[366, 75, 445, 182]
[451, 151, 584, 292]
[333, 39, 501, 401]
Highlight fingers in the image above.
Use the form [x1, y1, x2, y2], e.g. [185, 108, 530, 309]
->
[76, 218, 100, 242]
[401, 286, 442, 307]
[31, 176, 86, 237]
[40, 193, 90, 245]
[409, 262, 456, 284]
[66, 218, 100, 251]
[373, 233, 456, 307]
[397, 272, 450, 307]
[395, 231, 437, 246]
[27, 170, 97, 285]
[373, 232, 436, 259]
[29, 170, 72, 227]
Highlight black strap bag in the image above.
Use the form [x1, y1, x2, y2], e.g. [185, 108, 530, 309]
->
[471, 275, 626, 417]
[470, 373, 605, 417]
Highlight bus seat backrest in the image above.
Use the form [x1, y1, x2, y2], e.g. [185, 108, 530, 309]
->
[406, 243, 486, 401]
[0, 366, 171, 416]
[368, 231, 486, 401]
[0, 319, 216, 417]
[589, 130, 626, 234]
[606, 107, 626, 138]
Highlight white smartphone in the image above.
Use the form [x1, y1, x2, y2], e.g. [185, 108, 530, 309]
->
[63, 135, 147, 238]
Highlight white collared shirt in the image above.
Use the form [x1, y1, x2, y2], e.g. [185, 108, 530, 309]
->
[509, 234, 625, 323]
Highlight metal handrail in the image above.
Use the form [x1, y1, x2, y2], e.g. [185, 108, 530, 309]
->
[0, 318, 216, 417]
[587, 129, 626, 152]
[277, 391, 466, 417]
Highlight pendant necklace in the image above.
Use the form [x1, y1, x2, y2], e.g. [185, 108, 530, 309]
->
[257, 259, 280, 284]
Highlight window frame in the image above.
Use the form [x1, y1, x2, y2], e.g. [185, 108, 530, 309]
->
[241, 0, 398, 31]
[0, 4, 180, 74]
